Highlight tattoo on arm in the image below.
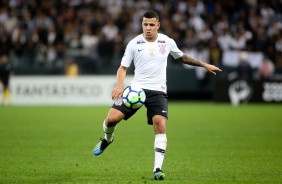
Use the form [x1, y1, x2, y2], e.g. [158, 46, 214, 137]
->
[177, 54, 205, 67]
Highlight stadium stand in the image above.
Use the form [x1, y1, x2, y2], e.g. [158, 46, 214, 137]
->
[0, 0, 281, 77]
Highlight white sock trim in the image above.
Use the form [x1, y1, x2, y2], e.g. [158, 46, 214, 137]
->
[154, 134, 167, 171]
[103, 121, 116, 142]
[154, 134, 167, 150]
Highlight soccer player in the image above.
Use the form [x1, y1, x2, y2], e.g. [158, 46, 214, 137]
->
[93, 11, 222, 180]
[0, 54, 13, 106]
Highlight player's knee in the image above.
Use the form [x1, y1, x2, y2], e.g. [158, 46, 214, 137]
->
[152, 115, 167, 134]
[105, 109, 124, 125]
[153, 115, 166, 124]
[106, 116, 120, 125]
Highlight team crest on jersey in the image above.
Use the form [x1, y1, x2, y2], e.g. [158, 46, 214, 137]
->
[114, 97, 123, 106]
[159, 44, 166, 54]
[149, 49, 155, 57]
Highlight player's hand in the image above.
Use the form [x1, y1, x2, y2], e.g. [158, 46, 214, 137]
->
[111, 86, 124, 100]
[204, 63, 222, 75]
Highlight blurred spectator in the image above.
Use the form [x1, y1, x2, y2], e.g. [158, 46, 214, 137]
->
[65, 58, 78, 78]
[3, 8, 18, 34]
[183, 28, 198, 48]
[237, 51, 253, 80]
[97, 33, 115, 69]
[0, 0, 280, 75]
[227, 51, 253, 81]
[64, 23, 81, 49]
[101, 18, 119, 41]
[188, 11, 205, 32]
[197, 24, 213, 43]
[182, 42, 210, 81]
[187, 0, 205, 16]
[275, 31, 282, 66]
[209, 35, 221, 65]
[0, 54, 13, 106]
[80, 25, 99, 55]
[259, 58, 275, 80]
[217, 28, 232, 51]
[195, 42, 210, 81]
[260, 2, 275, 27]
[230, 32, 247, 50]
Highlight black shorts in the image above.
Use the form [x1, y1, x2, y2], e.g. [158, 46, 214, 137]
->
[112, 89, 168, 125]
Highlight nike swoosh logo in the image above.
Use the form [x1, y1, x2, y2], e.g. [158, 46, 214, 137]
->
[138, 49, 144, 52]
[162, 110, 167, 113]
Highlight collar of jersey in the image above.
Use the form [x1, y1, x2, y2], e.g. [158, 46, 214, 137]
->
[142, 33, 159, 43]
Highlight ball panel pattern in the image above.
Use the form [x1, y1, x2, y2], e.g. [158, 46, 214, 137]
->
[122, 85, 146, 109]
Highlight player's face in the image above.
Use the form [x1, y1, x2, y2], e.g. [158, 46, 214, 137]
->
[142, 17, 160, 41]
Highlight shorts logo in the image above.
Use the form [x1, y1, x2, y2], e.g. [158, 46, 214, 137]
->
[114, 97, 123, 106]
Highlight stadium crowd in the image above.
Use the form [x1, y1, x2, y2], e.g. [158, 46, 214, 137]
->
[0, 0, 282, 75]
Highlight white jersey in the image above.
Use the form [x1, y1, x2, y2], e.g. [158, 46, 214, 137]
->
[121, 33, 183, 93]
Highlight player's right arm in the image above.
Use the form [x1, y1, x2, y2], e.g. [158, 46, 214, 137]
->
[112, 65, 128, 100]
[112, 37, 135, 100]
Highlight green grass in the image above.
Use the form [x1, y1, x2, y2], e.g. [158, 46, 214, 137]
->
[0, 102, 281, 183]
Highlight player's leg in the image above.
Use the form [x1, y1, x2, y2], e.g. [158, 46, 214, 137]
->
[4, 87, 11, 104]
[103, 108, 125, 143]
[2, 86, 11, 105]
[152, 115, 167, 180]
[143, 89, 168, 180]
[93, 99, 139, 156]
[93, 108, 124, 156]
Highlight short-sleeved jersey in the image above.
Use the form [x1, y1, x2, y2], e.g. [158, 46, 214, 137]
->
[121, 33, 183, 93]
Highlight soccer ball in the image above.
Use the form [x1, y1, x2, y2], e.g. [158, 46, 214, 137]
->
[122, 85, 146, 109]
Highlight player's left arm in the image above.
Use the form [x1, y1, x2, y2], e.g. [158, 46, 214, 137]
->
[177, 54, 222, 75]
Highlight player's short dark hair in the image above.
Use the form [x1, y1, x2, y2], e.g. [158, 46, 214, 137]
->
[143, 11, 159, 21]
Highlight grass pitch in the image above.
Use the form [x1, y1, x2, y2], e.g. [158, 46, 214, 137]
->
[0, 102, 281, 183]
